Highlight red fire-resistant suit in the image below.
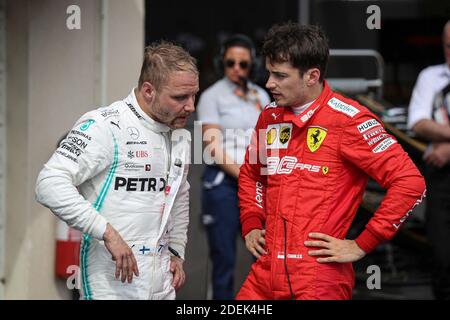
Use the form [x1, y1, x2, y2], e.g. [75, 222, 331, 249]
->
[237, 82, 426, 300]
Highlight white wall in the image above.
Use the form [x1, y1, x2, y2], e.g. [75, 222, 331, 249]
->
[106, 0, 145, 102]
[4, 0, 144, 299]
[0, 0, 6, 300]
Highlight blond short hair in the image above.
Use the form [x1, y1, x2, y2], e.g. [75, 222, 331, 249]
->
[138, 41, 198, 90]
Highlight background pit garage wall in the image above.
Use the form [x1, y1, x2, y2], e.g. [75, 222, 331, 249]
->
[1, 0, 144, 299]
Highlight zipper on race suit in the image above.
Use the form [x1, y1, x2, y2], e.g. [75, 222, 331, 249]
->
[163, 131, 172, 195]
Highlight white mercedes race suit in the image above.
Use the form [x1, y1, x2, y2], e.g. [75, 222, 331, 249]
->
[35, 89, 190, 300]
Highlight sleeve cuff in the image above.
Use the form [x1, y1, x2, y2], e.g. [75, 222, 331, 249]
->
[168, 242, 185, 260]
[241, 216, 264, 238]
[89, 215, 108, 240]
[355, 228, 384, 254]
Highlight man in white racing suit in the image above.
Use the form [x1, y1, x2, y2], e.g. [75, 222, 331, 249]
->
[35, 42, 199, 299]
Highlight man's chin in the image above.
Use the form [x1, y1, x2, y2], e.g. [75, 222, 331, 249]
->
[170, 117, 188, 129]
[274, 98, 287, 107]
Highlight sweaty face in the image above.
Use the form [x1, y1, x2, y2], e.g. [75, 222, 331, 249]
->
[151, 71, 199, 129]
[265, 59, 308, 107]
[223, 46, 252, 84]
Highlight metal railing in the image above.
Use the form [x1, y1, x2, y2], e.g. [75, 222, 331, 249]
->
[328, 49, 385, 100]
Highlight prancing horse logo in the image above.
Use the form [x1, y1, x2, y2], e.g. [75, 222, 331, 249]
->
[307, 126, 327, 152]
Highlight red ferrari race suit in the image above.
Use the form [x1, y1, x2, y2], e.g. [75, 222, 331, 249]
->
[237, 81, 426, 300]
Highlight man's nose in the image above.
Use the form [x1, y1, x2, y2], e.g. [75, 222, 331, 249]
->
[266, 77, 275, 90]
[185, 96, 196, 113]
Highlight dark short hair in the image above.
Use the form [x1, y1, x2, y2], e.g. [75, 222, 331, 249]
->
[262, 22, 329, 82]
[221, 34, 256, 60]
[138, 41, 198, 90]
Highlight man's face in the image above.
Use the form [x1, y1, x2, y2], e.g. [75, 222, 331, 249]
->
[223, 46, 252, 84]
[265, 59, 307, 107]
[151, 71, 199, 129]
[443, 26, 450, 67]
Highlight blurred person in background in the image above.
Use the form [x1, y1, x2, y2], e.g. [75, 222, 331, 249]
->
[408, 20, 450, 300]
[237, 22, 426, 300]
[197, 34, 270, 299]
[35, 41, 199, 300]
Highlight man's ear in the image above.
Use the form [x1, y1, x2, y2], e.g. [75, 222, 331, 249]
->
[140, 82, 156, 102]
[306, 68, 321, 86]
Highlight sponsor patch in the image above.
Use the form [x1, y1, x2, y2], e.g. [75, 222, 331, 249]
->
[266, 128, 277, 145]
[266, 156, 321, 175]
[367, 133, 388, 146]
[70, 130, 91, 141]
[114, 177, 166, 192]
[59, 142, 84, 157]
[372, 137, 396, 153]
[255, 181, 264, 209]
[300, 106, 319, 123]
[127, 103, 143, 120]
[127, 150, 149, 159]
[127, 127, 140, 140]
[327, 97, 360, 117]
[363, 127, 385, 140]
[67, 136, 88, 149]
[393, 190, 426, 229]
[124, 163, 145, 171]
[279, 126, 291, 144]
[100, 109, 119, 119]
[277, 253, 303, 259]
[126, 141, 147, 145]
[266, 123, 292, 149]
[357, 119, 381, 133]
[110, 121, 121, 129]
[271, 112, 280, 120]
[307, 126, 327, 152]
[265, 101, 278, 109]
[80, 119, 95, 131]
[56, 150, 78, 163]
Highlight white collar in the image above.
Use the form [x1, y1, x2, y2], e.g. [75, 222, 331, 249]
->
[291, 100, 315, 116]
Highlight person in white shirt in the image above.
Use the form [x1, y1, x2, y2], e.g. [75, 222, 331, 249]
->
[36, 42, 199, 300]
[408, 20, 450, 299]
[197, 34, 270, 299]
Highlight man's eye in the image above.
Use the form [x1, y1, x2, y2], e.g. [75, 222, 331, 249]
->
[270, 73, 285, 79]
[271, 73, 284, 78]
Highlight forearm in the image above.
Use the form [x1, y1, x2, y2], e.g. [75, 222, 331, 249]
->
[168, 181, 190, 260]
[412, 119, 450, 142]
[355, 170, 426, 253]
[205, 138, 240, 179]
[238, 164, 267, 237]
[216, 160, 240, 179]
[35, 170, 107, 240]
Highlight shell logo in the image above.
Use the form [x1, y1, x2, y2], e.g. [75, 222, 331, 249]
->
[267, 128, 277, 145]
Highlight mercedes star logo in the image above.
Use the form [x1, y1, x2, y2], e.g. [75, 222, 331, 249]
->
[127, 127, 140, 140]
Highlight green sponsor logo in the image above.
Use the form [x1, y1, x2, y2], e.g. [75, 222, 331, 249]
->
[80, 119, 95, 131]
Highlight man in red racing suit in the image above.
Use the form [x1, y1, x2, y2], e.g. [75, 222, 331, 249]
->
[237, 23, 426, 300]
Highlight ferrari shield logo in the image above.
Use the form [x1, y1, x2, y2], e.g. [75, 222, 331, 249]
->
[307, 126, 327, 152]
[322, 166, 329, 175]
